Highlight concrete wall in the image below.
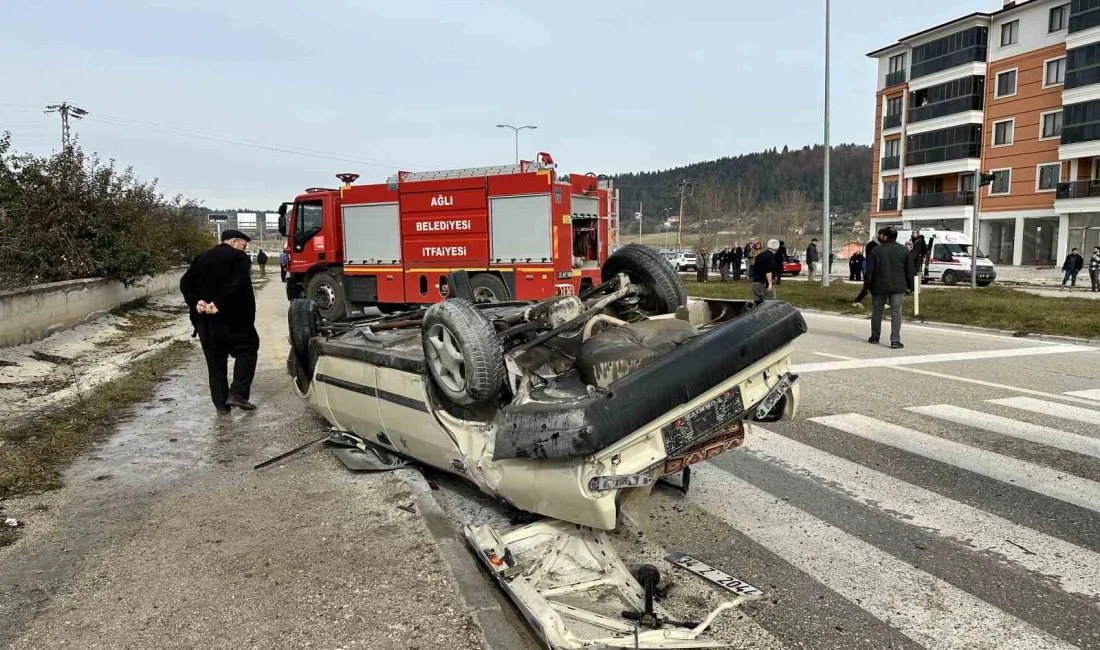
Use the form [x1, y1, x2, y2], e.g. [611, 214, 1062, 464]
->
[0, 269, 186, 347]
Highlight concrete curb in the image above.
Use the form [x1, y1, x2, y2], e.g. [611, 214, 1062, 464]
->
[401, 473, 532, 650]
[796, 307, 1100, 347]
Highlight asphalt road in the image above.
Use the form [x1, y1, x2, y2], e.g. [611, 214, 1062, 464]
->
[431, 309, 1100, 650]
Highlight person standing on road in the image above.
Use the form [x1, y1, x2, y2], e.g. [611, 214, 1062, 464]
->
[864, 227, 913, 349]
[909, 230, 928, 278]
[1061, 248, 1085, 290]
[853, 230, 885, 307]
[750, 239, 779, 304]
[256, 249, 268, 275]
[849, 250, 864, 282]
[774, 240, 787, 286]
[731, 243, 744, 281]
[805, 238, 820, 282]
[279, 247, 289, 283]
[180, 229, 260, 414]
[718, 246, 732, 282]
[1090, 247, 1100, 292]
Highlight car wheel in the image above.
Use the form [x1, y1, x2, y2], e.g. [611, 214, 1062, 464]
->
[307, 271, 346, 320]
[422, 298, 505, 406]
[601, 244, 688, 316]
[469, 273, 510, 303]
[288, 298, 318, 382]
[942, 270, 958, 286]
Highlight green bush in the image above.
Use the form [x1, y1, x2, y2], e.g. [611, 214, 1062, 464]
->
[0, 132, 214, 287]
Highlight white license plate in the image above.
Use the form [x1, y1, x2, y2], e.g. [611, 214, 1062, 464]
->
[755, 373, 795, 419]
[665, 552, 765, 598]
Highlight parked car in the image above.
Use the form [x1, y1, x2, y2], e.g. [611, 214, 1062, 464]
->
[782, 255, 802, 276]
[665, 251, 699, 271]
[286, 243, 804, 649]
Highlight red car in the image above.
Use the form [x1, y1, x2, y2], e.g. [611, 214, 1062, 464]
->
[782, 256, 802, 276]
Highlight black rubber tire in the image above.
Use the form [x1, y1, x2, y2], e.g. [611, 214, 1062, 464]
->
[942, 270, 958, 286]
[288, 299, 318, 381]
[421, 298, 505, 406]
[602, 244, 687, 315]
[306, 271, 346, 321]
[469, 273, 510, 303]
[977, 281, 992, 287]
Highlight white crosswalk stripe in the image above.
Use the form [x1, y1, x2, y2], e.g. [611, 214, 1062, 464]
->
[1064, 389, 1100, 402]
[810, 413, 1100, 514]
[744, 425, 1100, 598]
[990, 396, 1100, 427]
[688, 463, 1081, 650]
[907, 404, 1100, 460]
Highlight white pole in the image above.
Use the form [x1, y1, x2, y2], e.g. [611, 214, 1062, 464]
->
[972, 170, 980, 289]
[913, 270, 920, 317]
[822, 0, 831, 288]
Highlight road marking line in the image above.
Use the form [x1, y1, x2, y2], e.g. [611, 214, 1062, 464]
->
[990, 396, 1100, 426]
[800, 311, 1063, 345]
[689, 463, 1079, 650]
[810, 413, 1100, 514]
[807, 353, 1100, 407]
[908, 404, 1100, 459]
[792, 345, 1086, 374]
[745, 425, 1100, 598]
[1064, 389, 1100, 402]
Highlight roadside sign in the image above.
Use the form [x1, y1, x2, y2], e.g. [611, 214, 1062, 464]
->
[208, 214, 229, 223]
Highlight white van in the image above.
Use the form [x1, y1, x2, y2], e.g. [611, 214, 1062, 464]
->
[916, 229, 997, 286]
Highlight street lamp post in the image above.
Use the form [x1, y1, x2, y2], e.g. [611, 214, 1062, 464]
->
[822, 0, 832, 288]
[496, 124, 537, 163]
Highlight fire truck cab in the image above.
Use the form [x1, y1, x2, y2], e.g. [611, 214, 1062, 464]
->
[278, 153, 619, 320]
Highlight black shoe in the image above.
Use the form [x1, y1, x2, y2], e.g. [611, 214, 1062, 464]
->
[226, 396, 257, 411]
[216, 406, 231, 414]
[868, 337, 880, 344]
[891, 342, 904, 349]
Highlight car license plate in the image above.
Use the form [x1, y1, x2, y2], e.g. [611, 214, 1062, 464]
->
[665, 552, 765, 598]
[662, 388, 745, 456]
[754, 373, 795, 420]
[662, 425, 744, 476]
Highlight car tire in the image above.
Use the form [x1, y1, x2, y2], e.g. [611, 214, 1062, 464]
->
[288, 298, 318, 382]
[942, 270, 958, 286]
[469, 273, 510, 303]
[307, 271, 346, 321]
[602, 244, 688, 316]
[422, 298, 505, 406]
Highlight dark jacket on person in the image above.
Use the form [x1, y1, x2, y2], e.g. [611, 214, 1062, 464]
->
[1063, 253, 1085, 272]
[849, 252, 864, 269]
[865, 240, 914, 296]
[775, 245, 787, 274]
[805, 243, 819, 263]
[256, 250, 268, 265]
[180, 243, 256, 328]
[909, 235, 927, 259]
[752, 249, 776, 284]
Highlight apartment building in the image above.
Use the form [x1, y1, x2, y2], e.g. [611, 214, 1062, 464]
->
[867, 0, 1100, 267]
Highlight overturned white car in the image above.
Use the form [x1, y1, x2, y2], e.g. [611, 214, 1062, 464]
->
[287, 244, 805, 648]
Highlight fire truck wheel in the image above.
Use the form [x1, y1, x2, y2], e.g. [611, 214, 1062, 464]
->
[469, 274, 510, 303]
[288, 299, 318, 380]
[307, 271, 346, 321]
[601, 244, 687, 316]
[422, 298, 505, 406]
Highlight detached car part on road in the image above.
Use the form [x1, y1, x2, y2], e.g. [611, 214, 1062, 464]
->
[287, 244, 805, 649]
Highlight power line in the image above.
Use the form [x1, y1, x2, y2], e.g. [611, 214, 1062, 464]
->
[45, 102, 88, 150]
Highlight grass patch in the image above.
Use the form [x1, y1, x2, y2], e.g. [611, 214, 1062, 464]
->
[109, 296, 151, 317]
[683, 279, 1100, 339]
[0, 340, 193, 499]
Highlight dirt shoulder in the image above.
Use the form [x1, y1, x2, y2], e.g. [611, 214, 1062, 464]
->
[0, 281, 483, 650]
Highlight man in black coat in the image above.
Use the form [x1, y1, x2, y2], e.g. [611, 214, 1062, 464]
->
[864, 227, 914, 349]
[853, 230, 883, 307]
[774, 241, 787, 286]
[1062, 247, 1085, 290]
[180, 229, 260, 413]
[909, 230, 928, 277]
[731, 244, 744, 281]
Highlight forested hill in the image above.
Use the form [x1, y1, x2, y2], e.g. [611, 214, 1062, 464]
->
[608, 143, 871, 225]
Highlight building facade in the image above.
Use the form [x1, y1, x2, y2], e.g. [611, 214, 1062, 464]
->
[868, 0, 1100, 267]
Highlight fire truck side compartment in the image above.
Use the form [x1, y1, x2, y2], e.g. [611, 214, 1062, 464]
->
[342, 203, 401, 264]
[489, 194, 553, 263]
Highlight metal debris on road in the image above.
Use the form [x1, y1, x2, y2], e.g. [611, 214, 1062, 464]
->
[4, 518, 22, 528]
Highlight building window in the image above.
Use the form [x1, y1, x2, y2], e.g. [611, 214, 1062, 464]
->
[990, 169, 1011, 195]
[884, 138, 900, 158]
[959, 173, 977, 193]
[993, 119, 1015, 146]
[886, 96, 903, 116]
[910, 26, 989, 79]
[1000, 20, 1019, 46]
[1050, 4, 1069, 32]
[1045, 57, 1067, 87]
[1037, 163, 1061, 192]
[995, 69, 1018, 98]
[882, 180, 898, 199]
[1041, 111, 1064, 139]
[889, 53, 906, 74]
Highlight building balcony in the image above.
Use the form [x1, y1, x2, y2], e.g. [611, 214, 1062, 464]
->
[885, 70, 907, 87]
[903, 191, 975, 210]
[883, 113, 903, 130]
[1069, 7, 1100, 34]
[908, 95, 983, 124]
[1055, 180, 1100, 212]
[879, 197, 899, 212]
[881, 155, 900, 171]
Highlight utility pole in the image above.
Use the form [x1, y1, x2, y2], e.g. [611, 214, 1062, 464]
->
[972, 171, 996, 288]
[45, 103, 89, 151]
[821, 0, 832, 288]
[676, 180, 693, 252]
[636, 201, 644, 244]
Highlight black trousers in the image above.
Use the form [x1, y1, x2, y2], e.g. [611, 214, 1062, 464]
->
[196, 317, 259, 409]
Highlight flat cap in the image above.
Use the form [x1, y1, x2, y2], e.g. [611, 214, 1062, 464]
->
[221, 229, 251, 242]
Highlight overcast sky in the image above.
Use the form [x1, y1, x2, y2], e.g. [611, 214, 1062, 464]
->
[1, 0, 988, 208]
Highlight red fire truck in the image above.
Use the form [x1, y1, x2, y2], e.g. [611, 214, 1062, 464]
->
[277, 153, 620, 320]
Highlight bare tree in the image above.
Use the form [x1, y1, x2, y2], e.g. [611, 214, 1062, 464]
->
[689, 178, 730, 255]
[774, 190, 813, 249]
[728, 180, 759, 243]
